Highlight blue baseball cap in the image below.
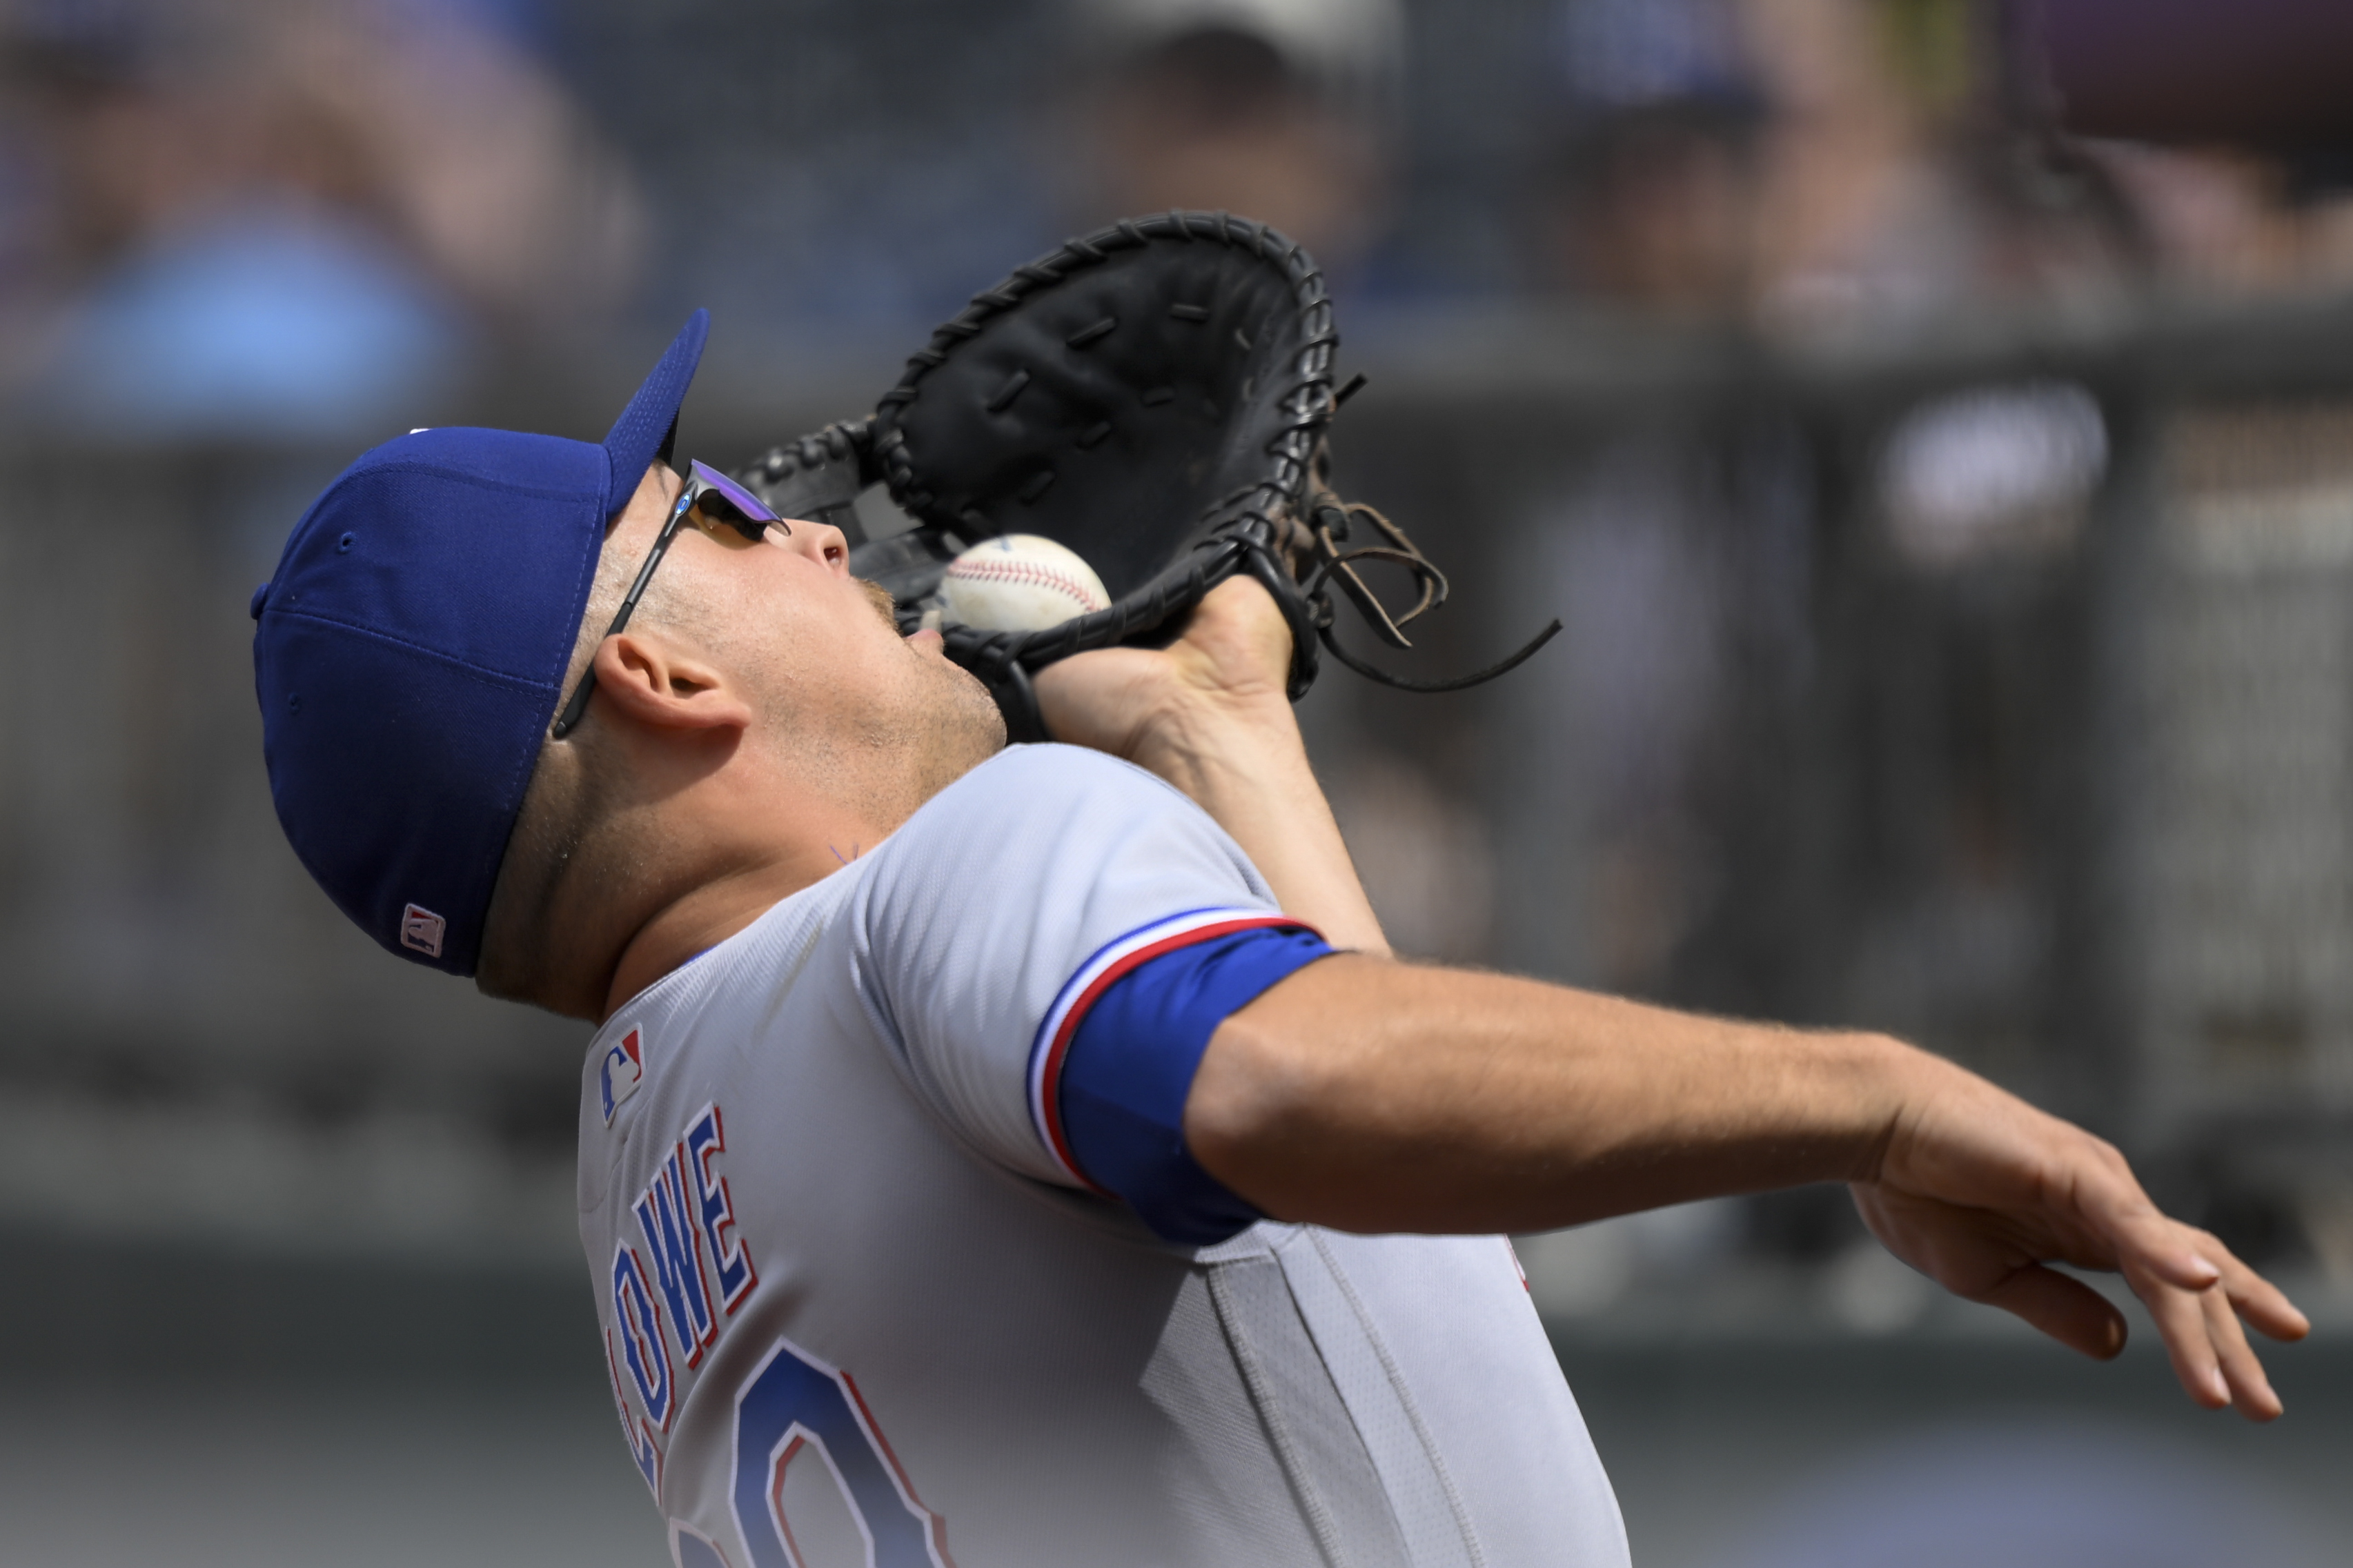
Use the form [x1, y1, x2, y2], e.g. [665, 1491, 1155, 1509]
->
[253, 310, 710, 977]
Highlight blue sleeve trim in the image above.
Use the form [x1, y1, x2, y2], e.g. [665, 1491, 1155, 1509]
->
[1057, 924, 1332, 1246]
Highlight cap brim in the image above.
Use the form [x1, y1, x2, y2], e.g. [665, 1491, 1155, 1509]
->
[602, 309, 710, 513]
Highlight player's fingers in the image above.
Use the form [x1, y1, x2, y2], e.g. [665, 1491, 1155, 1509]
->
[2219, 1254, 2312, 1343]
[2134, 1240, 2223, 1293]
[2139, 1273, 2232, 1410]
[2112, 1213, 2311, 1344]
[2204, 1284, 2285, 1421]
[1976, 1263, 2128, 1360]
[2085, 1195, 2221, 1292]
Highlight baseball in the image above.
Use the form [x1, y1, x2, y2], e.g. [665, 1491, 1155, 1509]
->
[938, 534, 1111, 632]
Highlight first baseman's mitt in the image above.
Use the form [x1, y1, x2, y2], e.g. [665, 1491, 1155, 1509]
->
[734, 210, 1556, 740]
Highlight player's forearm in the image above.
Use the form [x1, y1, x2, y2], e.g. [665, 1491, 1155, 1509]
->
[1187, 953, 1936, 1233]
[1130, 694, 1391, 957]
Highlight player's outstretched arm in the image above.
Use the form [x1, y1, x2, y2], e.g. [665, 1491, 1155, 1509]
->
[1034, 577, 1390, 955]
[1186, 954, 2310, 1420]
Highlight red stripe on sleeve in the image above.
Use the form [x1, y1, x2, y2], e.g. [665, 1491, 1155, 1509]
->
[1036, 915, 1307, 1191]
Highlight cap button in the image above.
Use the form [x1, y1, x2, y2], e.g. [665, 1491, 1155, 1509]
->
[249, 582, 271, 620]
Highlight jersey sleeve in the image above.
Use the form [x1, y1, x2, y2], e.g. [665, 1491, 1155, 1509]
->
[847, 744, 1327, 1222]
[1054, 922, 1330, 1242]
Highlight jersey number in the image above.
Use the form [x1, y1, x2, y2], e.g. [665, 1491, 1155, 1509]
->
[732, 1337, 952, 1568]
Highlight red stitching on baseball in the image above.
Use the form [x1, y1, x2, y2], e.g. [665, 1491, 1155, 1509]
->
[947, 557, 1108, 611]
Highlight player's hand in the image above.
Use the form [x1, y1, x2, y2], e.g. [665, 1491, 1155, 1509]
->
[1033, 574, 1297, 770]
[1037, 575, 1391, 955]
[1851, 1060, 2310, 1420]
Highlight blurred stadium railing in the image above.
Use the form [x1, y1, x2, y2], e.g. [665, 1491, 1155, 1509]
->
[6, 290, 2353, 1309]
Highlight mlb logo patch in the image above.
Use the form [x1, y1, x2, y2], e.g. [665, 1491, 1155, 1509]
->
[400, 903, 446, 957]
[600, 1026, 644, 1124]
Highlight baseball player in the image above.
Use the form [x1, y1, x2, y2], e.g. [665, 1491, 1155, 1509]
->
[253, 311, 2304, 1568]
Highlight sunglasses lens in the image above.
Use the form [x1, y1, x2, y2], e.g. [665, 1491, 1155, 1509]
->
[688, 460, 780, 530]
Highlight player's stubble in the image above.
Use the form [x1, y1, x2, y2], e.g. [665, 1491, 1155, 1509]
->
[848, 575, 1007, 817]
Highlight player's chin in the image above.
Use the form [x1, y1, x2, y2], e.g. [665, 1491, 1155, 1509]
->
[945, 659, 1006, 748]
[905, 655, 1007, 784]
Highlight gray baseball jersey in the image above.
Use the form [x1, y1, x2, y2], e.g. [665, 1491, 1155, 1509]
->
[580, 744, 1628, 1568]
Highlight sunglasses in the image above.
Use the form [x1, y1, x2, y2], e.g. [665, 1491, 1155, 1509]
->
[550, 460, 788, 739]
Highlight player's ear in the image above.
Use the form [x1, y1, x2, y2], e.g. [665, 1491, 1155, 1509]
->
[589, 631, 754, 733]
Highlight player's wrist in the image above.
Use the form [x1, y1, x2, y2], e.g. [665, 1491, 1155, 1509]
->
[1848, 1033, 2033, 1191]
[1125, 679, 1306, 789]
[1791, 1029, 1936, 1187]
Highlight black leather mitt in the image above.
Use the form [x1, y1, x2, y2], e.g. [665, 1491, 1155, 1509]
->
[735, 210, 1554, 740]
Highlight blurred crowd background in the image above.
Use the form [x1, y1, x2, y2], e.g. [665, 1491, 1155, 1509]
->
[2, 0, 2352, 1563]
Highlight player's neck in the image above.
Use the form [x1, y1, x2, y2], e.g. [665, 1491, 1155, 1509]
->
[487, 715, 969, 1022]
[597, 802, 894, 1022]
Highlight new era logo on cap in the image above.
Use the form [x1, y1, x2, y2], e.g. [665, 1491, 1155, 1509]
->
[401, 903, 446, 957]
